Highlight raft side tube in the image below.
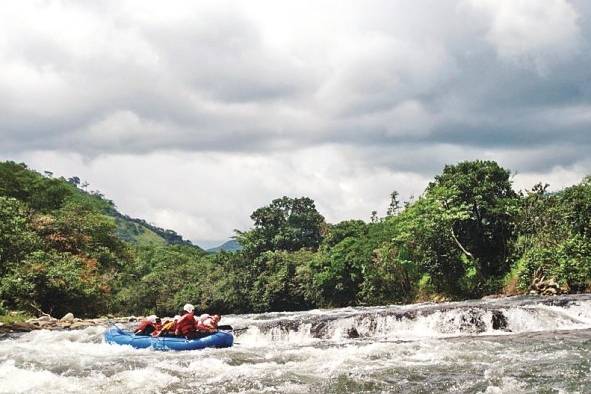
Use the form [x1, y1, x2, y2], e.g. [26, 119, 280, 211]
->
[103, 326, 234, 351]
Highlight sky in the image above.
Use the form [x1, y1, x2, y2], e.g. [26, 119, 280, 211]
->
[1, 0, 590, 248]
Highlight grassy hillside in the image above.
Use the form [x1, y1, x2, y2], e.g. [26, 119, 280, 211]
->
[114, 216, 167, 246]
[111, 211, 195, 248]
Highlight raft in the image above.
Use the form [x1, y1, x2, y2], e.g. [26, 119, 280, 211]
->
[104, 326, 234, 351]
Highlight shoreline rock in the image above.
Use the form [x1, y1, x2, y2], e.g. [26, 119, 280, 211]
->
[528, 274, 568, 296]
[0, 315, 141, 335]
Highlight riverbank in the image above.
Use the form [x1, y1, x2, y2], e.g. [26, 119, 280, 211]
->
[0, 313, 140, 335]
[2, 291, 589, 336]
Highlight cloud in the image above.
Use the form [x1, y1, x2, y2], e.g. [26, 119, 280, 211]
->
[9, 143, 590, 246]
[466, 0, 580, 71]
[0, 0, 590, 245]
[1, 1, 589, 156]
[9, 147, 432, 244]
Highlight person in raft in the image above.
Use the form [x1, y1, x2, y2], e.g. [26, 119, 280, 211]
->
[195, 314, 221, 332]
[134, 315, 162, 335]
[151, 305, 222, 338]
[152, 314, 180, 337]
[174, 303, 198, 339]
[152, 308, 200, 338]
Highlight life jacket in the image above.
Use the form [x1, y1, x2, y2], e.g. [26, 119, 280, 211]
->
[175, 312, 196, 336]
[152, 320, 175, 337]
[135, 320, 159, 335]
[196, 315, 218, 332]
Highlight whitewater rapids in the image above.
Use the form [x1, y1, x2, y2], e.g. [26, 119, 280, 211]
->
[1, 294, 590, 393]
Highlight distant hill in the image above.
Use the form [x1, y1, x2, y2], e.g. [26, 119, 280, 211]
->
[68, 186, 198, 249]
[0, 161, 201, 251]
[110, 210, 195, 248]
[207, 239, 241, 253]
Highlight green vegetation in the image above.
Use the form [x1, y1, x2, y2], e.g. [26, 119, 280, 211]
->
[0, 310, 33, 325]
[112, 212, 193, 246]
[0, 160, 589, 318]
[508, 178, 591, 293]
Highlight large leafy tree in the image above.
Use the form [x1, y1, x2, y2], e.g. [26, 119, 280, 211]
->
[427, 160, 519, 282]
[393, 188, 468, 295]
[0, 200, 131, 316]
[238, 196, 325, 255]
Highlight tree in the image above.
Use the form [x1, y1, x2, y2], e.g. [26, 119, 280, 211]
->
[394, 189, 468, 295]
[200, 251, 257, 314]
[370, 210, 379, 223]
[0, 161, 77, 212]
[67, 176, 81, 186]
[0, 197, 41, 276]
[359, 241, 417, 305]
[34, 201, 129, 270]
[0, 250, 109, 317]
[250, 250, 315, 312]
[310, 220, 373, 307]
[386, 191, 401, 216]
[237, 196, 325, 255]
[112, 244, 208, 315]
[427, 160, 519, 283]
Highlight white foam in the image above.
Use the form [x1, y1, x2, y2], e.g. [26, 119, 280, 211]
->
[504, 303, 591, 333]
[0, 359, 82, 393]
[231, 299, 591, 344]
[1, 297, 589, 392]
[106, 367, 179, 390]
[481, 377, 528, 394]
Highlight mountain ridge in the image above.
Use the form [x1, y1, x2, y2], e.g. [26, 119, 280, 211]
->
[207, 239, 241, 253]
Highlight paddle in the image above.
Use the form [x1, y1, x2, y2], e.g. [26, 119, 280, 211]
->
[217, 324, 248, 334]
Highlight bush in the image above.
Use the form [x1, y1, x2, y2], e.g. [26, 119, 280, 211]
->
[511, 237, 591, 292]
[0, 250, 109, 317]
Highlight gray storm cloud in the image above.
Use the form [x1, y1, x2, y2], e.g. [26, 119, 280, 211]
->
[1, 0, 590, 245]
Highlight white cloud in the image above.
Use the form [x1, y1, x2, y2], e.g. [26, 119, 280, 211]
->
[8, 143, 590, 247]
[6, 147, 431, 244]
[0, 0, 590, 246]
[466, 0, 580, 72]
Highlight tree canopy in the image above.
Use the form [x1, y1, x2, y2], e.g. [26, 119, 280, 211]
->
[237, 196, 325, 255]
[0, 160, 589, 317]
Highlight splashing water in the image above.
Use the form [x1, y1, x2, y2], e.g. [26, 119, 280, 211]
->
[1, 295, 590, 393]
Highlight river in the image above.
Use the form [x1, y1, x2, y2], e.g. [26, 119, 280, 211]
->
[1, 294, 590, 393]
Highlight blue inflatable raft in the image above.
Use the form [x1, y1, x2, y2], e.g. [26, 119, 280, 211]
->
[104, 326, 234, 351]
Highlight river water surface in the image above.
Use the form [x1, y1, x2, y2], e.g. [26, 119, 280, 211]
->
[1, 295, 590, 393]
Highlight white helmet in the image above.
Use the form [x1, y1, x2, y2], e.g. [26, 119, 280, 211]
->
[183, 303, 195, 313]
[146, 315, 157, 323]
